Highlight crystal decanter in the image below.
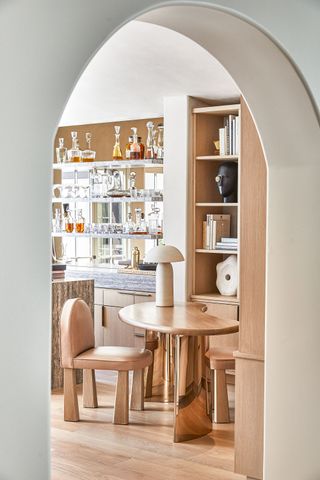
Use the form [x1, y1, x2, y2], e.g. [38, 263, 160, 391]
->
[82, 132, 96, 162]
[112, 125, 123, 160]
[68, 131, 82, 163]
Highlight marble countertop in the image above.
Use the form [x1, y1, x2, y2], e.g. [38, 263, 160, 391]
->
[65, 266, 156, 293]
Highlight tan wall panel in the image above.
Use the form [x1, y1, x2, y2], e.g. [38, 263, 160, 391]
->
[239, 99, 266, 357]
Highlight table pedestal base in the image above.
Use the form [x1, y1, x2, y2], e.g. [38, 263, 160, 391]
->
[173, 335, 212, 442]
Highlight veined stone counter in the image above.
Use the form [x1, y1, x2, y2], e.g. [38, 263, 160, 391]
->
[51, 278, 94, 390]
[65, 266, 156, 293]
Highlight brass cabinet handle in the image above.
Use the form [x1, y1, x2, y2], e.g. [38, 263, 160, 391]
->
[134, 333, 145, 338]
[118, 291, 135, 296]
[134, 292, 153, 297]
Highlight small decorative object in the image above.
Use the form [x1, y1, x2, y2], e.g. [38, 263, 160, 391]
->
[130, 127, 141, 160]
[112, 125, 123, 160]
[145, 121, 155, 159]
[213, 140, 220, 155]
[215, 161, 238, 203]
[216, 255, 238, 296]
[145, 244, 184, 307]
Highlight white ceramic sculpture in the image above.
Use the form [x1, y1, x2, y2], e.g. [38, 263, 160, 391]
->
[216, 255, 238, 296]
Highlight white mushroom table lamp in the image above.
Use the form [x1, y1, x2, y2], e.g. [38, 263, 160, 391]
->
[145, 245, 184, 307]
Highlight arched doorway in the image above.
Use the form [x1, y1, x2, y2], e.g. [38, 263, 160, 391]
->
[1, 3, 319, 480]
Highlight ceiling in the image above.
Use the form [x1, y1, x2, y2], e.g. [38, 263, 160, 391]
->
[59, 20, 240, 126]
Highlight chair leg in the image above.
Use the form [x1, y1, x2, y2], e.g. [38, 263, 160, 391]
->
[205, 366, 212, 419]
[131, 369, 144, 411]
[83, 369, 98, 408]
[64, 368, 79, 422]
[145, 354, 154, 398]
[213, 369, 230, 423]
[113, 370, 129, 425]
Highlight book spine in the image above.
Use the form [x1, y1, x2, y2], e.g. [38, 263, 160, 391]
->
[203, 221, 208, 249]
[224, 125, 229, 155]
[219, 128, 225, 155]
[235, 116, 240, 155]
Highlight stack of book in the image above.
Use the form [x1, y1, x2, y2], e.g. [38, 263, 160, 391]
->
[52, 263, 66, 281]
[219, 114, 240, 155]
[215, 237, 238, 251]
[203, 214, 231, 250]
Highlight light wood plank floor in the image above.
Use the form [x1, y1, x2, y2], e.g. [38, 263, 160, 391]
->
[51, 374, 244, 480]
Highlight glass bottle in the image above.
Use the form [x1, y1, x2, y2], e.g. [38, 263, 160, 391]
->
[145, 121, 155, 159]
[53, 208, 62, 232]
[134, 207, 142, 233]
[148, 206, 161, 234]
[140, 212, 148, 233]
[125, 136, 133, 159]
[82, 132, 96, 162]
[130, 127, 141, 160]
[129, 171, 136, 198]
[65, 210, 74, 233]
[131, 246, 140, 269]
[56, 138, 67, 163]
[152, 127, 158, 158]
[112, 125, 123, 160]
[76, 209, 85, 233]
[123, 211, 134, 234]
[68, 131, 82, 163]
[138, 137, 145, 159]
[157, 124, 164, 159]
[90, 167, 102, 198]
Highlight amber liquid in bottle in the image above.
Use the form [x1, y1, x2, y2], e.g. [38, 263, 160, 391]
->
[72, 156, 81, 163]
[65, 223, 74, 233]
[76, 223, 84, 233]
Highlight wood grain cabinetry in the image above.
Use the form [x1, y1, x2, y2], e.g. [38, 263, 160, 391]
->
[189, 98, 266, 479]
[94, 287, 155, 348]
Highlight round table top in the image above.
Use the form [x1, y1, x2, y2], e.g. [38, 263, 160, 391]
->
[118, 301, 239, 336]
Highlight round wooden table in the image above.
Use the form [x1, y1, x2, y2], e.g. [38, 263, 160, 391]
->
[119, 301, 238, 442]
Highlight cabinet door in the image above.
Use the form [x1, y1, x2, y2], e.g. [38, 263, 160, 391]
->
[205, 302, 239, 350]
[133, 292, 156, 346]
[103, 306, 135, 347]
[94, 304, 104, 347]
[133, 292, 155, 304]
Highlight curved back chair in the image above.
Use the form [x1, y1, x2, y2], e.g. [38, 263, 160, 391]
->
[60, 298, 152, 425]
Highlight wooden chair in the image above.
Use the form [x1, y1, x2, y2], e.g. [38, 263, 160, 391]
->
[60, 298, 152, 425]
[205, 347, 235, 423]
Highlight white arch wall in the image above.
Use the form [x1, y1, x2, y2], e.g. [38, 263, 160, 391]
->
[0, 1, 319, 479]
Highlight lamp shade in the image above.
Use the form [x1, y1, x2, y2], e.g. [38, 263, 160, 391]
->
[145, 244, 184, 264]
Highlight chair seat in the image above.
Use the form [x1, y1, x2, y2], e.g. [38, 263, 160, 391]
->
[73, 346, 153, 371]
[205, 347, 235, 370]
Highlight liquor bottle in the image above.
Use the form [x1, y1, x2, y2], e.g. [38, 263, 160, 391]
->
[125, 136, 133, 159]
[82, 133, 96, 162]
[112, 125, 123, 160]
[76, 209, 85, 233]
[129, 171, 137, 198]
[138, 137, 145, 159]
[56, 138, 67, 163]
[90, 167, 102, 198]
[145, 121, 155, 159]
[140, 212, 148, 233]
[65, 210, 74, 233]
[68, 131, 82, 163]
[148, 206, 161, 234]
[130, 128, 141, 160]
[157, 124, 164, 159]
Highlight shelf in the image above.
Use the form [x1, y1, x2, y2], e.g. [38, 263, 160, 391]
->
[191, 293, 239, 305]
[52, 232, 162, 240]
[52, 196, 163, 204]
[192, 104, 240, 115]
[52, 159, 163, 170]
[195, 249, 238, 255]
[196, 202, 238, 207]
[196, 155, 238, 161]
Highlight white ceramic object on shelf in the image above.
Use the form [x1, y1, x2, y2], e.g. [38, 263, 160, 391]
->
[145, 244, 184, 307]
[216, 255, 238, 296]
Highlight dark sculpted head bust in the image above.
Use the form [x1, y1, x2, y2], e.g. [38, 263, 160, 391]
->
[215, 162, 238, 203]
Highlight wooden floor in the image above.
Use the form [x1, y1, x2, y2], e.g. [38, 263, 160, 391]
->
[51, 373, 245, 480]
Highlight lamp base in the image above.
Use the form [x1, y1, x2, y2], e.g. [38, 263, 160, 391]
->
[156, 263, 174, 307]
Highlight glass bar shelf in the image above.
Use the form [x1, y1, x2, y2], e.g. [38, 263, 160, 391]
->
[52, 158, 163, 170]
[52, 195, 163, 204]
[52, 232, 163, 240]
